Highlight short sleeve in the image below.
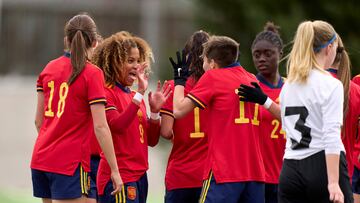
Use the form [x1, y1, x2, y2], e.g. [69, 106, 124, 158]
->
[87, 67, 107, 105]
[187, 71, 214, 109]
[104, 88, 117, 111]
[36, 72, 44, 92]
[160, 80, 174, 117]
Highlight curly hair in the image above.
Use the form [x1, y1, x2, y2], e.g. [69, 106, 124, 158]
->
[91, 32, 153, 87]
[91, 33, 137, 87]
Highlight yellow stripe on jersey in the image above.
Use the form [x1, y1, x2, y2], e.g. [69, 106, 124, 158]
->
[160, 109, 174, 117]
[187, 94, 206, 109]
[200, 172, 213, 203]
[115, 193, 119, 203]
[105, 106, 117, 111]
[89, 98, 106, 105]
[80, 166, 85, 194]
[122, 185, 126, 203]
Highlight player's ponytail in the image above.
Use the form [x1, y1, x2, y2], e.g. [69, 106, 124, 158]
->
[286, 21, 317, 83]
[333, 36, 350, 120]
[69, 30, 87, 84]
[287, 20, 336, 83]
[65, 13, 98, 84]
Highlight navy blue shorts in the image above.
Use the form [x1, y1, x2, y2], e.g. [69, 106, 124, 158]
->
[265, 183, 278, 203]
[31, 164, 89, 199]
[165, 187, 202, 203]
[99, 173, 148, 203]
[199, 172, 265, 203]
[88, 155, 100, 199]
[353, 166, 360, 194]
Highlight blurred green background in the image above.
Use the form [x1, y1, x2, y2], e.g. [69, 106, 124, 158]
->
[0, 0, 359, 202]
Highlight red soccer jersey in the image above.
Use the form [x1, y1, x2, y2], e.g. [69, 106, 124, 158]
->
[351, 75, 360, 170]
[187, 63, 265, 183]
[258, 77, 286, 184]
[97, 84, 160, 195]
[329, 70, 360, 177]
[31, 55, 106, 175]
[160, 78, 209, 190]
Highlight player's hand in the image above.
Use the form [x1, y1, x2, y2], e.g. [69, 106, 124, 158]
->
[137, 62, 149, 95]
[328, 183, 344, 203]
[237, 82, 268, 105]
[110, 170, 123, 196]
[149, 80, 172, 113]
[169, 49, 191, 86]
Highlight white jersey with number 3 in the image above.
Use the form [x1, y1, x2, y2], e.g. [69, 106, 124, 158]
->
[280, 69, 345, 160]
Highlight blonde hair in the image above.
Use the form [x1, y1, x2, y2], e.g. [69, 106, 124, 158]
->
[286, 20, 337, 83]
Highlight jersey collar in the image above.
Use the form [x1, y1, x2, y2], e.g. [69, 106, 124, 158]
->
[327, 68, 338, 74]
[256, 73, 284, 89]
[64, 52, 71, 58]
[115, 82, 131, 93]
[223, 62, 241, 68]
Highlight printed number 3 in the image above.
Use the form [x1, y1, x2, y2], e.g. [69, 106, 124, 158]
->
[285, 106, 311, 149]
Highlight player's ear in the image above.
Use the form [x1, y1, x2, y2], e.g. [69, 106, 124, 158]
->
[92, 40, 98, 48]
[210, 59, 217, 69]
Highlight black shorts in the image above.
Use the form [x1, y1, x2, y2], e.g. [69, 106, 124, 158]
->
[278, 151, 353, 203]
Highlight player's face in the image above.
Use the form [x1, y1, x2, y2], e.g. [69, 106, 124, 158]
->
[326, 41, 338, 68]
[122, 47, 140, 86]
[252, 40, 281, 77]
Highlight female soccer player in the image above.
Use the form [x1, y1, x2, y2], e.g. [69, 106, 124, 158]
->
[251, 22, 286, 203]
[239, 20, 353, 203]
[170, 35, 265, 203]
[328, 36, 360, 203]
[91, 32, 170, 203]
[31, 14, 122, 203]
[160, 30, 210, 203]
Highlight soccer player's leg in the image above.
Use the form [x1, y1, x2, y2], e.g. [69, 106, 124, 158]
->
[35, 164, 89, 202]
[87, 156, 100, 202]
[199, 172, 246, 203]
[278, 160, 305, 203]
[165, 188, 202, 203]
[353, 166, 360, 203]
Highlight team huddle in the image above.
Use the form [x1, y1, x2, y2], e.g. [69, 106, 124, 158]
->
[30, 13, 360, 203]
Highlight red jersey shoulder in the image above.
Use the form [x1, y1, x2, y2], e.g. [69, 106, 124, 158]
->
[353, 75, 360, 86]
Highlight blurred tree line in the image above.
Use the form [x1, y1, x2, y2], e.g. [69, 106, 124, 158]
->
[193, 0, 360, 77]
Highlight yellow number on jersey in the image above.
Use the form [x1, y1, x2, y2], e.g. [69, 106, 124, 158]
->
[190, 107, 205, 138]
[235, 101, 260, 126]
[44, 81, 69, 118]
[271, 119, 286, 139]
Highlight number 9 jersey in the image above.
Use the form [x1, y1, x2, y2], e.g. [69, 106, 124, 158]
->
[280, 69, 345, 160]
[31, 54, 107, 176]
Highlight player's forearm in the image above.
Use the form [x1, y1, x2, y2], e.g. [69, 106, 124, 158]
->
[268, 102, 281, 121]
[160, 115, 174, 139]
[108, 102, 139, 134]
[147, 118, 161, 147]
[173, 85, 193, 118]
[94, 124, 119, 172]
[325, 154, 340, 185]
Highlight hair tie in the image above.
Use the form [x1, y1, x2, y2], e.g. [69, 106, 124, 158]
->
[313, 34, 336, 53]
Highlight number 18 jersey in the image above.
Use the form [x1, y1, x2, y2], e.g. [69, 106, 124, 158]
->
[280, 69, 345, 160]
[31, 55, 106, 175]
